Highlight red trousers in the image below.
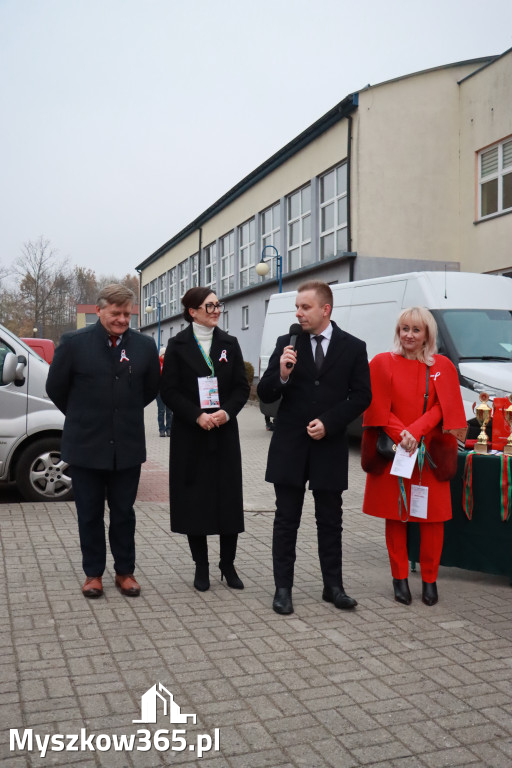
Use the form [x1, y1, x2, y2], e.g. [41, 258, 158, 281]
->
[385, 519, 444, 583]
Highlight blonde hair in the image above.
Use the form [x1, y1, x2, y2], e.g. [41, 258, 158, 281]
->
[393, 306, 437, 365]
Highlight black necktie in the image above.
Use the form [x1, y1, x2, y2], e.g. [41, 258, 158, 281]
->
[314, 335, 325, 371]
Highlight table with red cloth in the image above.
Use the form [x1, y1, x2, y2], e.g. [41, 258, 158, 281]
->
[407, 451, 512, 582]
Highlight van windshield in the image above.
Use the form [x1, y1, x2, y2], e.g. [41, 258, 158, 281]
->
[436, 309, 512, 361]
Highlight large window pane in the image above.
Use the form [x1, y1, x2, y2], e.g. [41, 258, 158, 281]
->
[302, 214, 311, 240]
[336, 163, 347, 193]
[337, 227, 348, 253]
[321, 233, 334, 260]
[301, 243, 313, 266]
[338, 197, 348, 225]
[289, 248, 300, 271]
[289, 221, 300, 246]
[288, 192, 300, 220]
[503, 140, 512, 169]
[301, 185, 311, 212]
[320, 171, 335, 203]
[481, 178, 498, 216]
[481, 147, 498, 177]
[503, 172, 512, 211]
[321, 203, 334, 231]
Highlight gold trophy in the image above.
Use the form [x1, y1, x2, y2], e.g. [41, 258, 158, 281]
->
[504, 395, 512, 457]
[474, 392, 491, 454]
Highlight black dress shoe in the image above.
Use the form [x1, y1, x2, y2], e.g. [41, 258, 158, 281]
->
[272, 587, 293, 615]
[422, 581, 438, 606]
[194, 563, 210, 592]
[219, 561, 244, 589]
[393, 578, 412, 605]
[322, 585, 357, 610]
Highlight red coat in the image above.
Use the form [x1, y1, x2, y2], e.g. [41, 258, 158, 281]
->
[362, 353, 466, 522]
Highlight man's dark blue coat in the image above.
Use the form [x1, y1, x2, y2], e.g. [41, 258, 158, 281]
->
[46, 320, 160, 470]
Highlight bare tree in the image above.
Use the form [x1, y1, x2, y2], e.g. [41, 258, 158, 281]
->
[1, 240, 140, 340]
[14, 237, 73, 339]
[97, 272, 139, 297]
[72, 266, 98, 304]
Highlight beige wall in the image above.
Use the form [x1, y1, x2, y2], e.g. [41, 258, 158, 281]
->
[142, 230, 200, 283]
[458, 51, 512, 273]
[142, 56, 511, 295]
[352, 63, 479, 265]
[141, 120, 349, 288]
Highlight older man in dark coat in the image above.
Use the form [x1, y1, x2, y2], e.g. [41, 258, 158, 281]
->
[46, 284, 160, 599]
[258, 281, 371, 615]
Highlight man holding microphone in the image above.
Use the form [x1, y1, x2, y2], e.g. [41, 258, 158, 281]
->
[258, 281, 371, 615]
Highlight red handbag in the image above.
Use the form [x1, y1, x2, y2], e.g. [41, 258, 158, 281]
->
[492, 397, 511, 452]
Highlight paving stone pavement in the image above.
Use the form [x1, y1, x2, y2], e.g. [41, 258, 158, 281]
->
[2, 401, 512, 767]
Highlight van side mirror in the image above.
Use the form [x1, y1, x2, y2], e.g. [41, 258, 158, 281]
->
[15, 355, 27, 386]
[1, 352, 26, 386]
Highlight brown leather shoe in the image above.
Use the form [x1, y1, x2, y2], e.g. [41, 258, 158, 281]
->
[82, 576, 103, 598]
[115, 574, 141, 597]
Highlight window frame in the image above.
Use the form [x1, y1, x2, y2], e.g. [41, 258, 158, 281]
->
[478, 136, 512, 220]
[167, 267, 177, 317]
[203, 242, 217, 291]
[260, 202, 281, 279]
[287, 184, 312, 272]
[220, 231, 235, 297]
[178, 260, 189, 299]
[239, 217, 256, 289]
[319, 163, 348, 260]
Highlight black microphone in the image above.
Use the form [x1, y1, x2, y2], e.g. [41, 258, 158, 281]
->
[286, 323, 303, 369]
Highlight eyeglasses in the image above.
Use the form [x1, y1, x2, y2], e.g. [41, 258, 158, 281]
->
[201, 302, 224, 313]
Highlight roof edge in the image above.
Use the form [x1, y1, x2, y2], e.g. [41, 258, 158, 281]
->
[136, 93, 358, 271]
[358, 55, 496, 93]
[458, 46, 512, 83]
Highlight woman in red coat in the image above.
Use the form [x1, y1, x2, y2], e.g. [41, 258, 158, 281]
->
[361, 307, 466, 606]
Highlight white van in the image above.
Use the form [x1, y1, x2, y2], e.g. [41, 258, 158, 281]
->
[259, 271, 512, 432]
[0, 323, 72, 501]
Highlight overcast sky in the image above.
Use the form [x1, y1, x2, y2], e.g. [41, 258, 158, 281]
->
[1, 0, 512, 279]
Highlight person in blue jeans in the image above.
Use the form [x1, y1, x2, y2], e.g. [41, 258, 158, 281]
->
[157, 347, 172, 436]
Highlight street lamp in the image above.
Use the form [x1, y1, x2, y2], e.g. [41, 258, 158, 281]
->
[255, 245, 283, 293]
[145, 296, 161, 349]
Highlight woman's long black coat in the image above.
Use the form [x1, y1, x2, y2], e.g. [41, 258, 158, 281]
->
[160, 325, 249, 535]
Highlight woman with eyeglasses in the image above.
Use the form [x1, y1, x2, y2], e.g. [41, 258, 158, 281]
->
[160, 287, 250, 593]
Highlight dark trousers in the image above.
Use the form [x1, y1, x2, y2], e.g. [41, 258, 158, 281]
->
[156, 393, 172, 432]
[273, 483, 343, 588]
[187, 534, 238, 565]
[70, 465, 141, 577]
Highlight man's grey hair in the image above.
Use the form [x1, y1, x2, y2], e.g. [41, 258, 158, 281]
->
[97, 284, 135, 308]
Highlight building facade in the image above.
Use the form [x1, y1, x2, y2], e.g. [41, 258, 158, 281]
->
[137, 50, 512, 371]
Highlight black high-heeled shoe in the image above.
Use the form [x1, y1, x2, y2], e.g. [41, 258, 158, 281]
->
[219, 561, 244, 589]
[422, 581, 438, 606]
[194, 563, 210, 592]
[392, 578, 412, 605]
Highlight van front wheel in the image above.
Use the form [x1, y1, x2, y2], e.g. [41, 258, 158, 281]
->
[15, 438, 73, 502]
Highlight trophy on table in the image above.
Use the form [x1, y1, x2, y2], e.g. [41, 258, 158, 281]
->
[504, 395, 512, 457]
[474, 392, 491, 455]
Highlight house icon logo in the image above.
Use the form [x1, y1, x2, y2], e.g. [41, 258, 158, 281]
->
[133, 683, 197, 725]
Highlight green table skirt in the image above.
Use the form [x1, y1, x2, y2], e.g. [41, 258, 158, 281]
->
[407, 451, 512, 580]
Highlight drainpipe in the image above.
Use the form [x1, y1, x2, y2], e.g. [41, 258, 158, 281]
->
[135, 267, 142, 330]
[347, 113, 354, 282]
[197, 227, 202, 283]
